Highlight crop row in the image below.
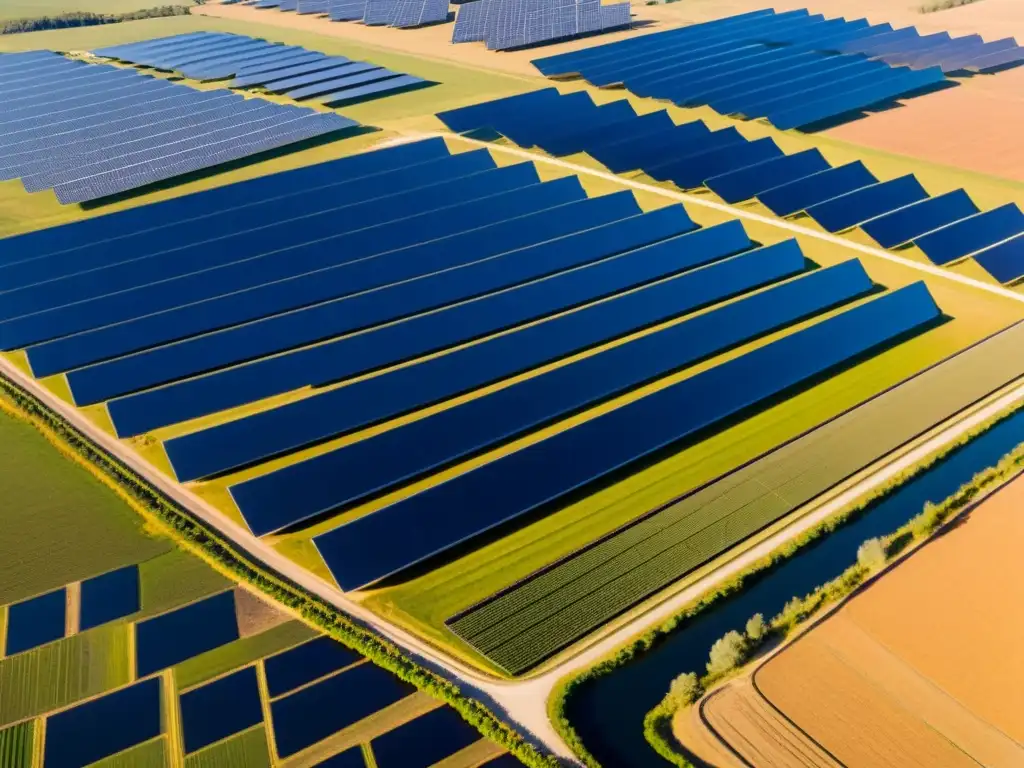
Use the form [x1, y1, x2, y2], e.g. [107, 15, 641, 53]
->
[449, 320, 1024, 674]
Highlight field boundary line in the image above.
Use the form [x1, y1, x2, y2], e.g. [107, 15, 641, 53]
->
[426, 132, 1024, 305]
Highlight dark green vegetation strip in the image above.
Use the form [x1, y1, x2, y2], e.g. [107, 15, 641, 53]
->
[450, 321, 1024, 674]
[1, 5, 191, 34]
[0, 377, 558, 768]
[0, 721, 33, 768]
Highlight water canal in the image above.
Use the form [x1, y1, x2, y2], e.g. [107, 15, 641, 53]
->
[564, 408, 1024, 767]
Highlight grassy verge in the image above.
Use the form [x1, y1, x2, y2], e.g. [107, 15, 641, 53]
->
[549, 393, 1024, 768]
[0, 373, 558, 768]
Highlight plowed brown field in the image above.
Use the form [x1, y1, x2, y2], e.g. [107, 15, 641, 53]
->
[742, 476, 1024, 767]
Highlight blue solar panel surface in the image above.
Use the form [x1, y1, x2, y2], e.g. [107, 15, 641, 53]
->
[63, 200, 690, 404]
[112, 206, 703, 439]
[169, 221, 755, 483]
[231, 245, 862, 533]
[914, 204, 1024, 265]
[757, 162, 878, 217]
[974, 234, 1024, 284]
[321, 74, 430, 105]
[180, 667, 263, 754]
[804, 174, 929, 232]
[372, 707, 480, 768]
[860, 189, 980, 249]
[705, 149, 830, 203]
[313, 283, 940, 590]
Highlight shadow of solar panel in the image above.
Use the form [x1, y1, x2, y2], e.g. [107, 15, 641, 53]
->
[772, 64, 946, 129]
[805, 174, 928, 233]
[913, 204, 1024, 266]
[180, 667, 263, 755]
[262, 61, 368, 93]
[227, 240, 820, 525]
[706, 148, 830, 204]
[313, 282, 940, 591]
[973, 234, 1024, 284]
[286, 67, 395, 99]
[25, 163, 551, 363]
[364, 0, 398, 24]
[170, 220, 749, 482]
[757, 161, 878, 217]
[271, 664, 414, 759]
[373, 707, 479, 768]
[320, 74, 430, 105]
[113, 200, 696, 439]
[860, 189, 978, 249]
[650, 136, 783, 190]
[453, 1, 487, 42]
[69, 199, 686, 407]
[0, 153, 504, 327]
[0, 138, 447, 266]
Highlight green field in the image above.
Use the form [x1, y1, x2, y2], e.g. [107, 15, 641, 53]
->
[0, 622, 130, 726]
[0, 406, 171, 607]
[137, 550, 232, 620]
[449, 321, 1024, 672]
[0, 721, 33, 768]
[184, 726, 270, 768]
[0, 0, 192, 20]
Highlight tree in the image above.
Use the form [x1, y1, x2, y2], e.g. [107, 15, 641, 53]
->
[745, 613, 766, 642]
[857, 537, 888, 571]
[668, 672, 702, 706]
[706, 630, 746, 677]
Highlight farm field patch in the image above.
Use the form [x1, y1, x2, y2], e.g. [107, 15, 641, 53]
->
[749, 474, 1024, 766]
[183, 725, 271, 768]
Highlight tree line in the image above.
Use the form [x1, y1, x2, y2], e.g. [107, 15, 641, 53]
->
[2, 5, 193, 35]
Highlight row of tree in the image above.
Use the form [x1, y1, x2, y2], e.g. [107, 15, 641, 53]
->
[2, 4, 193, 34]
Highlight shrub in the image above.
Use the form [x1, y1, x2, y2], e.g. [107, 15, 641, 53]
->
[706, 630, 746, 677]
[857, 537, 888, 571]
[745, 613, 766, 642]
[668, 672, 702, 707]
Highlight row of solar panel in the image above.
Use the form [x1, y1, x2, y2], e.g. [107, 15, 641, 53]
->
[532, 9, 1022, 130]
[95, 31, 431, 104]
[452, 0, 631, 51]
[0, 49, 356, 203]
[535, 8, 1024, 78]
[437, 89, 1024, 283]
[245, 0, 450, 29]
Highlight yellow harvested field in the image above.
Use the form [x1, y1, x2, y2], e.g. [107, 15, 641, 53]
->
[743, 476, 1024, 767]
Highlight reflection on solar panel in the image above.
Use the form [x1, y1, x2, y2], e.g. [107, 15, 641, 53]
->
[530, 7, 1024, 129]
[94, 32, 434, 105]
[451, 0, 629, 50]
[0, 50, 357, 204]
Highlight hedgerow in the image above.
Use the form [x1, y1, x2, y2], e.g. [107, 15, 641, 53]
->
[0, 374, 557, 768]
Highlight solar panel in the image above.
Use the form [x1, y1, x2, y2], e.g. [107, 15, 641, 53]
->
[973, 233, 1024, 284]
[232, 56, 337, 87]
[705, 148, 830, 204]
[804, 174, 929, 233]
[297, 0, 331, 12]
[262, 61, 368, 93]
[859, 189, 979, 249]
[757, 162, 878, 217]
[320, 74, 429, 105]
[453, 1, 487, 43]
[64, 202, 691, 404]
[286, 68, 397, 100]
[312, 282, 941, 590]
[364, 0, 399, 24]
[168, 221, 756, 481]
[913, 204, 1024, 266]
[330, 0, 366, 20]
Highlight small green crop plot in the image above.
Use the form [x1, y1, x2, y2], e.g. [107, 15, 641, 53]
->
[0, 721, 34, 768]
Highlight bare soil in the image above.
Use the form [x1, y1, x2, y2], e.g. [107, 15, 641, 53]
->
[745, 476, 1024, 767]
[234, 586, 292, 638]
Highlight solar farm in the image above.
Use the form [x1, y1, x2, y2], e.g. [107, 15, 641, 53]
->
[5, 0, 1024, 765]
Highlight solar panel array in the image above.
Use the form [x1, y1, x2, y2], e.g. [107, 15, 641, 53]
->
[452, 0, 631, 51]
[94, 32, 433, 104]
[438, 89, 1024, 283]
[532, 8, 1024, 130]
[246, 0, 450, 28]
[0, 49, 355, 205]
[0, 134, 945, 592]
